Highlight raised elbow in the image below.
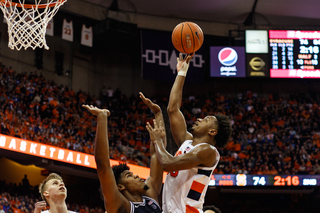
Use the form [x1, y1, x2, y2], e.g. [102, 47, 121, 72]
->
[167, 105, 178, 114]
[162, 163, 170, 172]
[162, 162, 174, 173]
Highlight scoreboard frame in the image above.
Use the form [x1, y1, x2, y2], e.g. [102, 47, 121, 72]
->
[269, 30, 320, 78]
[209, 174, 320, 186]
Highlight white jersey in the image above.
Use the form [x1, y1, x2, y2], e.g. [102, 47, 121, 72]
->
[162, 140, 220, 213]
[42, 211, 77, 213]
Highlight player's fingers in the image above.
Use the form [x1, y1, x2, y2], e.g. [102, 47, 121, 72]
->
[139, 92, 151, 105]
[146, 122, 152, 131]
[186, 54, 193, 64]
[146, 98, 153, 106]
[146, 124, 154, 135]
[139, 92, 145, 99]
[159, 120, 163, 127]
[179, 53, 183, 61]
[153, 119, 158, 129]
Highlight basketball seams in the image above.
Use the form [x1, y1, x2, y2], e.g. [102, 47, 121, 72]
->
[172, 25, 179, 43]
[172, 22, 203, 54]
[194, 24, 204, 45]
[185, 22, 195, 53]
[180, 23, 187, 53]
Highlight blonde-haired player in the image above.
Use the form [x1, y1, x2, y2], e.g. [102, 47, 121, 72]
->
[34, 173, 77, 213]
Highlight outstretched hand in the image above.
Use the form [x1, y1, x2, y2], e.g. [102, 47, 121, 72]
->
[176, 53, 194, 72]
[139, 92, 161, 114]
[82, 105, 110, 117]
[146, 120, 166, 145]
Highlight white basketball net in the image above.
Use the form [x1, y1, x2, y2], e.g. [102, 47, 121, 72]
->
[0, 0, 66, 50]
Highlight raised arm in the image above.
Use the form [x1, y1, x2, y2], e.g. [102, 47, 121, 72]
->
[139, 92, 165, 199]
[146, 120, 218, 172]
[82, 105, 130, 213]
[167, 53, 194, 147]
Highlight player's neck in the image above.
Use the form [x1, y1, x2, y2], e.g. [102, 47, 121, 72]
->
[125, 192, 144, 203]
[192, 135, 214, 146]
[48, 201, 68, 213]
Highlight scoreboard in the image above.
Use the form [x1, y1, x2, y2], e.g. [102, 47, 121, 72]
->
[269, 30, 320, 78]
[209, 174, 320, 186]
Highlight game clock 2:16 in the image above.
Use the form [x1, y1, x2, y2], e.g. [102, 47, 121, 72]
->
[274, 176, 300, 186]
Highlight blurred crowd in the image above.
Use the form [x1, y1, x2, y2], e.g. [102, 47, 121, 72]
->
[0, 180, 104, 213]
[1, 62, 320, 175]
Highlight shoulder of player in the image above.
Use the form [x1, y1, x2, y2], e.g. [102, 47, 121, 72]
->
[193, 144, 219, 167]
[143, 179, 159, 203]
[105, 196, 131, 213]
[192, 143, 218, 156]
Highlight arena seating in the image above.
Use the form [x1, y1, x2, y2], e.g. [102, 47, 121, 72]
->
[1, 63, 320, 175]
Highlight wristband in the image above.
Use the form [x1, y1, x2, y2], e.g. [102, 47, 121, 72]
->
[177, 59, 190, 77]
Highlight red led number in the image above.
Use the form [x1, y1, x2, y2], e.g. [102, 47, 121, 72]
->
[274, 176, 300, 186]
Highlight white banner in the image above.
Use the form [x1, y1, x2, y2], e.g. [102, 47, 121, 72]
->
[46, 19, 54, 36]
[62, 19, 73, 42]
[81, 25, 93, 47]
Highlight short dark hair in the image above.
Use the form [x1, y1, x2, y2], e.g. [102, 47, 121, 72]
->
[112, 163, 130, 184]
[214, 114, 232, 148]
[203, 205, 222, 213]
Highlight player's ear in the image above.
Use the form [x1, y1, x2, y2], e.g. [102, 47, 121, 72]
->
[43, 190, 49, 198]
[208, 129, 217, 137]
[117, 184, 125, 192]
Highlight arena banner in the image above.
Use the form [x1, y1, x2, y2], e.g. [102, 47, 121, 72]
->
[141, 29, 205, 83]
[0, 134, 167, 180]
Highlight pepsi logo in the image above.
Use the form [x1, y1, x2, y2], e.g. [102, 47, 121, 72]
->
[218, 47, 238, 66]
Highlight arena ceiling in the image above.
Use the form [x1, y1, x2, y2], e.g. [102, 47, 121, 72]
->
[83, 0, 320, 27]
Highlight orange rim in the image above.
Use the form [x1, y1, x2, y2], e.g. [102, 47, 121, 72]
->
[0, 0, 66, 8]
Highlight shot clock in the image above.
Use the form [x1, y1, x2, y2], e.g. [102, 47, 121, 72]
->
[273, 175, 299, 186]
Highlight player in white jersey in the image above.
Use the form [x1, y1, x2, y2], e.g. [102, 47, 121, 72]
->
[147, 54, 232, 213]
[33, 173, 77, 213]
[82, 92, 165, 213]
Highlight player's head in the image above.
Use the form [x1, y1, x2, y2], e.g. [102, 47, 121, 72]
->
[39, 173, 66, 206]
[112, 163, 149, 195]
[203, 205, 222, 213]
[191, 114, 232, 148]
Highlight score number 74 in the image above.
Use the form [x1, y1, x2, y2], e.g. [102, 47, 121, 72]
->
[252, 176, 266, 186]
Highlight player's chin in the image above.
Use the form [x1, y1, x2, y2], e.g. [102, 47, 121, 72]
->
[188, 127, 194, 133]
[143, 184, 150, 191]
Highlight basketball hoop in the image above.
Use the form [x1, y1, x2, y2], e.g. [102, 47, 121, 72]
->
[0, 0, 67, 50]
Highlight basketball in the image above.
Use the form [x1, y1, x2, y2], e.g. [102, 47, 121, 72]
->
[171, 22, 204, 54]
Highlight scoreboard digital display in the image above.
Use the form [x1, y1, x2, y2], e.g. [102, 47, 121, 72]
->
[269, 30, 320, 78]
[209, 174, 320, 186]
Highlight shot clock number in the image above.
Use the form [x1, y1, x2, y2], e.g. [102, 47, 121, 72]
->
[274, 176, 299, 186]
